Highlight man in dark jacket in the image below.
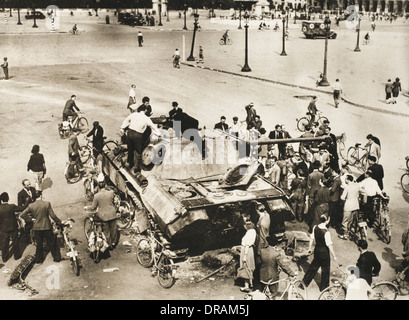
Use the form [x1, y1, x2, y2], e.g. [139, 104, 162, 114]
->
[356, 239, 381, 285]
[214, 116, 229, 133]
[86, 121, 104, 159]
[62, 95, 80, 121]
[17, 179, 38, 243]
[0, 193, 24, 262]
[357, 155, 384, 190]
[20, 195, 62, 264]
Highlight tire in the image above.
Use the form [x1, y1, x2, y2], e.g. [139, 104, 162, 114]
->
[116, 201, 132, 229]
[346, 147, 358, 166]
[79, 145, 91, 164]
[157, 257, 176, 289]
[103, 140, 118, 154]
[406, 157, 409, 170]
[318, 285, 346, 300]
[83, 179, 95, 202]
[92, 249, 101, 263]
[227, 38, 233, 45]
[378, 214, 391, 244]
[401, 173, 409, 194]
[219, 38, 225, 45]
[318, 116, 329, 126]
[297, 117, 309, 132]
[65, 163, 82, 184]
[338, 141, 346, 160]
[84, 218, 93, 240]
[77, 117, 89, 133]
[136, 238, 154, 268]
[289, 280, 307, 300]
[72, 258, 80, 276]
[371, 282, 398, 300]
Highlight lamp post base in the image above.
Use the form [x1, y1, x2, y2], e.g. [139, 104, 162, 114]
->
[318, 79, 330, 86]
[241, 65, 251, 72]
[280, 51, 287, 56]
[187, 56, 195, 61]
[183, 27, 187, 30]
[354, 46, 361, 52]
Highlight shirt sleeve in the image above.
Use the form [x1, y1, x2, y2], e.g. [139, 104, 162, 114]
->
[48, 203, 62, 225]
[121, 114, 132, 130]
[241, 229, 256, 246]
[324, 231, 333, 247]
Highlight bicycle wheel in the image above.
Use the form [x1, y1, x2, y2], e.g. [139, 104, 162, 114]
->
[297, 117, 310, 132]
[84, 218, 93, 240]
[83, 179, 95, 202]
[289, 280, 308, 300]
[371, 282, 398, 300]
[65, 163, 82, 184]
[406, 157, 409, 170]
[318, 285, 346, 300]
[346, 147, 358, 166]
[79, 145, 91, 164]
[338, 141, 346, 160]
[157, 256, 176, 289]
[77, 117, 89, 133]
[72, 257, 80, 276]
[401, 173, 409, 194]
[318, 116, 329, 126]
[377, 213, 391, 244]
[116, 201, 132, 229]
[136, 238, 154, 268]
[227, 38, 233, 45]
[219, 38, 225, 45]
[103, 140, 118, 154]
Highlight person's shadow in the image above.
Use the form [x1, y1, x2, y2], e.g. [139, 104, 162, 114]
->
[41, 177, 53, 191]
[382, 247, 404, 271]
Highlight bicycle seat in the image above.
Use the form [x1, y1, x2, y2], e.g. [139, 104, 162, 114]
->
[355, 143, 361, 147]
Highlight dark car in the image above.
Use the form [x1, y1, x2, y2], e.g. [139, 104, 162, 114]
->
[118, 12, 144, 26]
[25, 11, 46, 19]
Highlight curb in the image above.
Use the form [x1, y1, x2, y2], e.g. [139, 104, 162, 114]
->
[181, 62, 409, 118]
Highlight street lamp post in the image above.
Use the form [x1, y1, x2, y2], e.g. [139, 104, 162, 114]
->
[241, 11, 251, 72]
[166, 1, 169, 22]
[354, 17, 361, 52]
[280, 11, 287, 56]
[17, 0, 22, 24]
[9, 0, 12, 17]
[187, 13, 199, 61]
[286, 7, 289, 28]
[32, 3, 38, 28]
[158, 0, 163, 26]
[183, 3, 187, 30]
[318, 15, 331, 86]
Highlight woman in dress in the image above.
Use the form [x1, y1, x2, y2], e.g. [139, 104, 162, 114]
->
[238, 220, 256, 292]
[27, 145, 46, 192]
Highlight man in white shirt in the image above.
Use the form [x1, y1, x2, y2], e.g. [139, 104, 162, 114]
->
[359, 170, 387, 227]
[339, 175, 360, 240]
[345, 271, 374, 300]
[127, 84, 136, 110]
[120, 104, 161, 173]
[331, 79, 343, 108]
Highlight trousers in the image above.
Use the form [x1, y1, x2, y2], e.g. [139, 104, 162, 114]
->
[126, 129, 144, 171]
[302, 246, 331, 291]
[34, 230, 61, 263]
[0, 230, 20, 262]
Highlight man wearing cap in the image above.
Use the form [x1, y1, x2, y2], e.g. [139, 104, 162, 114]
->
[245, 103, 257, 130]
[359, 170, 387, 227]
[86, 121, 104, 159]
[120, 104, 161, 173]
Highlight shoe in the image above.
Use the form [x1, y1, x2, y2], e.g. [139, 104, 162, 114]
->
[240, 287, 251, 293]
[338, 234, 347, 240]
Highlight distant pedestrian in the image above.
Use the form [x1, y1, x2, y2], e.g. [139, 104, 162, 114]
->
[331, 79, 343, 108]
[138, 31, 143, 47]
[245, 102, 257, 130]
[385, 79, 393, 104]
[127, 84, 136, 110]
[1, 57, 9, 80]
[392, 77, 401, 104]
[198, 46, 204, 61]
[27, 145, 46, 192]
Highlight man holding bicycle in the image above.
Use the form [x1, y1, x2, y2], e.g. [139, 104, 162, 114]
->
[63, 95, 80, 122]
[307, 96, 318, 124]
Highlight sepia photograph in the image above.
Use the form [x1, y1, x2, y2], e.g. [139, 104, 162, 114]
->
[0, 0, 408, 305]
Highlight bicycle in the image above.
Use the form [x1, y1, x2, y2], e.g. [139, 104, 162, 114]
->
[247, 276, 308, 300]
[346, 143, 368, 172]
[400, 156, 409, 194]
[113, 195, 134, 230]
[347, 210, 368, 243]
[372, 193, 391, 244]
[79, 137, 119, 165]
[55, 218, 81, 276]
[83, 169, 99, 202]
[296, 111, 329, 132]
[362, 38, 372, 45]
[67, 113, 89, 134]
[83, 213, 110, 263]
[64, 157, 83, 184]
[135, 226, 178, 288]
[219, 37, 233, 45]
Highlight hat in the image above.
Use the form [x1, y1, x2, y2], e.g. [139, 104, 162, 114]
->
[323, 119, 330, 124]
[249, 102, 254, 106]
[172, 101, 178, 107]
[233, 116, 238, 121]
[129, 103, 138, 111]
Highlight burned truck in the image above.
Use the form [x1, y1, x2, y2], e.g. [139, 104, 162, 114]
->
[100, 125, 328, 254]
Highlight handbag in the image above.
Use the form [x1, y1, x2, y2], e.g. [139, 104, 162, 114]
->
[236, 262, 252, 279]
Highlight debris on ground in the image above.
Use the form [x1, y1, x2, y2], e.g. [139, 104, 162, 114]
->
[103, 267, 119, 272]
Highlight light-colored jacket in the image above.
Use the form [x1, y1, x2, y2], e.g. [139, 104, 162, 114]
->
[340, 182, 360, 212]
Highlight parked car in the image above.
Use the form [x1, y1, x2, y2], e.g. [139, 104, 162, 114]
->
[25, 11, 46, 19]
[118, 12, 144, 26]
[302, 21, 337, 39]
